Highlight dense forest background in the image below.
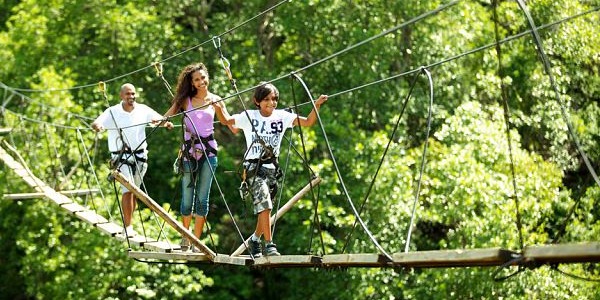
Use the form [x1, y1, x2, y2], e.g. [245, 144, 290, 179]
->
[0, 0, 599, 299]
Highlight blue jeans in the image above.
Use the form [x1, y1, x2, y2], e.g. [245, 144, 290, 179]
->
[180, 156, 217, 216]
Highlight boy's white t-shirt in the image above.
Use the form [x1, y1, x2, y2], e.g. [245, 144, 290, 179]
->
[233, 109, 297, 168]
[94, 102, 163, 154]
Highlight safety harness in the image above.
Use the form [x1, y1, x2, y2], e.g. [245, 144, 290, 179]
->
[182, 134, 217, 188]
[110, 146, 147, 174]
[239, 146, 282, 200]
[183, 133, 217, 157]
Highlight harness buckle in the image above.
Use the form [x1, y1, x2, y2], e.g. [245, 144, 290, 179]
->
[239, 180, 249, 201]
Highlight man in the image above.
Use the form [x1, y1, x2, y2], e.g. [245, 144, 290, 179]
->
[92, 83, 173, 237]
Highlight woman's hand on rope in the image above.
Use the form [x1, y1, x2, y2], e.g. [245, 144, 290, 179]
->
[211, 99, 224, 111]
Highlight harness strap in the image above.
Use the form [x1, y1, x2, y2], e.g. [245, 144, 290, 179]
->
[111, 148, 146, 156]
[184, 134, 218, 157]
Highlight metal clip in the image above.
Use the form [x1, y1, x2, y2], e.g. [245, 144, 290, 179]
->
[239, 181, 249, 201]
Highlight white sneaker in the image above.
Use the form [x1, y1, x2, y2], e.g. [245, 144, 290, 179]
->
[122, 226, 137, 237]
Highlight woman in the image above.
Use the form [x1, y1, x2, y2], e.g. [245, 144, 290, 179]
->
[164, 63, 235, 252]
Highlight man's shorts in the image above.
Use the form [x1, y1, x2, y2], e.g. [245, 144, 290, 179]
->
[115, 154, 148, 194]
[247, 166, 278, 214]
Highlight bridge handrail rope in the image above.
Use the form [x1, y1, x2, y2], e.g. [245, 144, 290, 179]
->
[3, 1, 292, 94]
[340, 67, 423, 254]
[1, 4, 595, 132]
[5, 2, 592, 134]
[514, 1, 600, 251]
[291, 73, 392, 261]
[209, 1, 459, 111]
[44, 123, 68, 187]
[211, 36, 274, 162]
[404, 68, 434, 253]
[492, 0, 524, 251]
[288, 76, 326, 255]
[0, 82, 94, 121]
[76, 128, 109, 215]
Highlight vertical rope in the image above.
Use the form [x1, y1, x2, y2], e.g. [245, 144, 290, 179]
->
[493, 0, 524, 250]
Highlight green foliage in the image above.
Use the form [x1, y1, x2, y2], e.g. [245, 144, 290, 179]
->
[1, 0, 599, 299]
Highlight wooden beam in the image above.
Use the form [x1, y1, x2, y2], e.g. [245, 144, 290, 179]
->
[252, 255, 322, 268]
[231, 177, 322, 256]
[112, 170, 216, 260]
[523, 242, 600, 264]
[393, 248, 515, 268]
[0, 128, 12, 136]
[322, 254, 386, 267]
[0, 146, 72, 205]
[3, 189, 100, 200]
[128, 251, 213, 262]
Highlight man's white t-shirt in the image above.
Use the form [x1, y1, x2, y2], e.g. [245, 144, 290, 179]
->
[94, 102, 163, 155]
[233, 109, 297, 168]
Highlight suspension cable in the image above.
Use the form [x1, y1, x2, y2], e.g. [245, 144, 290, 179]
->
[341, 68, 421, 253]
[404, 68, 434, 253]
[493, 0, 524, 250]
[291, 73, 393, 261]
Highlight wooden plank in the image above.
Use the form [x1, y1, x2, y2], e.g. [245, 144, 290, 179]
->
[60, 202, 88, 214]
[322, 254, 386, 267]
[523, 243, 600, 264]
[143, 241, 180, 253]
[3, 189, 100, 200]
[96, 222, 123, 236]
[114, 233, 149, 246]
[0, 128, 12, 136]
[0, 147, 73, 205]
[393, 248, 514, 268]
[112, 170, 216, 260]
[74, 210, 109, 225]
[213, 254, 252, 266]
[231, 177, 322, 256]
[252, 255, 322, 268]
[128, 251, 213, 262]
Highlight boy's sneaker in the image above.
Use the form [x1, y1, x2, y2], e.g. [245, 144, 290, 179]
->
[265, 243, 281, 256]
[249, 240, 263, 258]
[180, 237, 190, 252]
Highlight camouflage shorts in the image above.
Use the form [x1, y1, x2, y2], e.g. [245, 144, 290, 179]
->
[247, 167, 278, 214]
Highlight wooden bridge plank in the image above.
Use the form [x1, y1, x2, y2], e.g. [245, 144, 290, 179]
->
[253, 255, 322, 268]
[523, 243, 600, 264]
[393, 248, 515, 268]
[128, 251, 213, 262]
[142, 241, 180, 253]
[96, 222, 123, 236]
[0, 128, 12, 136]
[322, 254, 386, 267]
[74, 210, 109, 225]
[60, 202, 88, 214]
[4, 189, 100, 200]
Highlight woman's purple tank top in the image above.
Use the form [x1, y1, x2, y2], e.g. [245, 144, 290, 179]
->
[182, 97, 217, 160]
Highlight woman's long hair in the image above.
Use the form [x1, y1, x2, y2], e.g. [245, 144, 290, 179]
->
[172, 63, 209, 112]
